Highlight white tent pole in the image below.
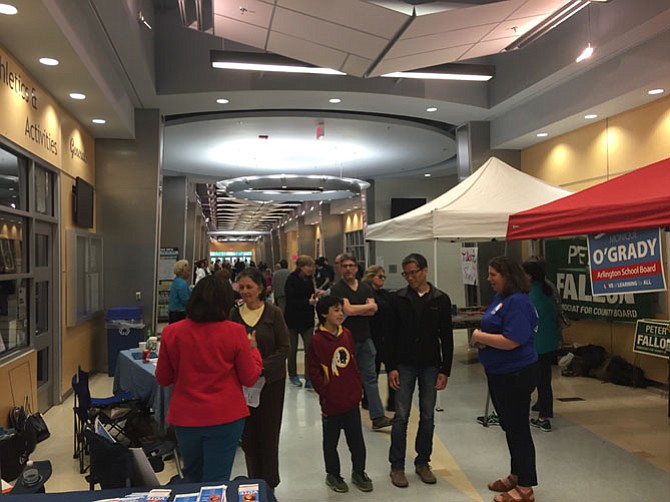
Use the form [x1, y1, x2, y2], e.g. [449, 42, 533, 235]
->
[433, 238, 438, 286]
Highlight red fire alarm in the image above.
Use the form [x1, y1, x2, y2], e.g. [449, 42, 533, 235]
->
[316, 125, 325, 139]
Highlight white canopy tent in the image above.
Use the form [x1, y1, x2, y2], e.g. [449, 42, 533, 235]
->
[366, 156, 572, 242]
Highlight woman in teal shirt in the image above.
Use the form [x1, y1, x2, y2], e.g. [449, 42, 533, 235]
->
[169, 259, 191, 324]
[523, 259, 560, 433]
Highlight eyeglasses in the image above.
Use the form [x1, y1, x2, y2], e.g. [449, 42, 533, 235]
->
[341, 263, 357, 268]
[401, 268, 423, 278]
[376, 274, 386, 279]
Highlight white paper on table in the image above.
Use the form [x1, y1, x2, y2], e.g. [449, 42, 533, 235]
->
[243, 376, 265, 408]
[129, 447, 160, 487]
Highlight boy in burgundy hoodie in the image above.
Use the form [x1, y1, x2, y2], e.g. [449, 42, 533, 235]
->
[307, 296, 373, 493]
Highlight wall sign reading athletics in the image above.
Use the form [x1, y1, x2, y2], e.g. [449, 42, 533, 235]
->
[544, 238, 655, 323]
[587, 228, 666, 296]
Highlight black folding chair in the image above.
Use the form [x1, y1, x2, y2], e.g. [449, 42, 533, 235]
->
[72, 367, 143, 473]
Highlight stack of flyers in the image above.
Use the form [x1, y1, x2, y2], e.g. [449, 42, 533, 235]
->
[147, 488, 172, 501]
[238, 483, 260, 501]
[173, 493, 199, 502]
[93, 489, 171, 502]
[197, 484, 227, 502]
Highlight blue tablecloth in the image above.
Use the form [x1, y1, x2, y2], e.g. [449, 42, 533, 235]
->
[6, 479, 276, 501]
[113, 349, 171, 431]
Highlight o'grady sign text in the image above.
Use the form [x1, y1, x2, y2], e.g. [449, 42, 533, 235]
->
[588, 228, 666, 296]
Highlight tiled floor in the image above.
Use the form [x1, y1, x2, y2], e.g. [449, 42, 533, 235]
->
[32, 330, 670, 501]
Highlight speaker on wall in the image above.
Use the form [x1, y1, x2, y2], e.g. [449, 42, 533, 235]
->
[391, 198, 426, 218]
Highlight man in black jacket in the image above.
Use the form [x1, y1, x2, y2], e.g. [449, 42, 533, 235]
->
[386, 253, 453, 488]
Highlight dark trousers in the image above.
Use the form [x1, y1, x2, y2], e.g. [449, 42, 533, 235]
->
[241, 378, 286, 488]
[322, 407, 366, 477]
[288, 326, 314, 380]
[168, 310, 186, 324]
[175, 419, 244, 483]
[487, 362, 538, 487]
[536, 351, 556, 418]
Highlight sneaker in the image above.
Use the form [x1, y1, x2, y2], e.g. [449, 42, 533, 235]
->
[351, 471, 373, 492]
[304, 380, 314, 390]
[390, 469, 408, 488]
[415, 463, 437, 484]
[530, 418, 552, 432]
[326, 474, 349, 493]
[372, 416, 392, 430]
[476, 412, 499, 426]
[289, 376, 302, 387]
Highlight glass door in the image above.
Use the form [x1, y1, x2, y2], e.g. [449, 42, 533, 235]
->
[34, 220, 58, 410]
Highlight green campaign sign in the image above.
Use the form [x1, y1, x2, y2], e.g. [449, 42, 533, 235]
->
[633, 320, 669, 358]
[544, 238, 655, 323]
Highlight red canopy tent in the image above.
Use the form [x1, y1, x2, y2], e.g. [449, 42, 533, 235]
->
[506, 157, 670, 240]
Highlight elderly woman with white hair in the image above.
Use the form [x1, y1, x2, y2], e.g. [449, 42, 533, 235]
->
[169, 259, 191, 324]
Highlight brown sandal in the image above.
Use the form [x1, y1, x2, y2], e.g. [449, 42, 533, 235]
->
[493, 487, 535, 502]
[488, 476, 517, 492]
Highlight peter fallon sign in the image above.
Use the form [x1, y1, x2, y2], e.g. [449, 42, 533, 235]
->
[633, 320, 669, 358]
[587, 228, 666, 296]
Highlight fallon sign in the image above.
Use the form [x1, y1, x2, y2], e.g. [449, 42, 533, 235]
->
[633, 320, 669, 358]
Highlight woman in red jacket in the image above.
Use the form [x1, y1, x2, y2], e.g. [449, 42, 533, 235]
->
[156, 275, 262, 483]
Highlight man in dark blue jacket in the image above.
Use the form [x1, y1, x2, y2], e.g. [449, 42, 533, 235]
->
[386, 253, 453, 488]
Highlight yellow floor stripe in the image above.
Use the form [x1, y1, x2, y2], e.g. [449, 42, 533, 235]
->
[365, 401, 485, 502]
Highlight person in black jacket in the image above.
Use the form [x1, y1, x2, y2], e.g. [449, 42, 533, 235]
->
[386, 253, 453, 489]
[283, 255, 319, 388]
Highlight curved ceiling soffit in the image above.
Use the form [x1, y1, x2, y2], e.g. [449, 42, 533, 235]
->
[162, 110, 459, 180]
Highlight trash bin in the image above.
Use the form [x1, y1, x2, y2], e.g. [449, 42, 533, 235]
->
[106, 306, 145, 376]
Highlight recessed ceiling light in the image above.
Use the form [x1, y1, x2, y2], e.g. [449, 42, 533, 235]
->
[329, 98, 341, 104]
[424, 173, 431, 177]
[584, 114, 598, 119]
[426, 107, 438, 112]
[39, 57, 59, 66]
[536, 132, 549, 137]
[647, 88, 664, 95]
[69, 92, 86, 100]
[0, 3, 18, 15]
[216, 98, 229, 104]
[92, 118, 106, 124]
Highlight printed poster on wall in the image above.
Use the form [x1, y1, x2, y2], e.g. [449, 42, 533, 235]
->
[460, 246, 478, 286]
[633, 319, 669, 358]
[587, 228, 666, 296]
[544, 238, 655, 323]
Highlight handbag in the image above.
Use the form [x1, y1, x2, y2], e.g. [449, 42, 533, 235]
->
[0, 430, 31, 482]
[24, 396, 50, 444]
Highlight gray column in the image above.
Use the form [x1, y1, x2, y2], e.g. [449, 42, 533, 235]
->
[298, 218, 317, 257]
[456, 121, 520, 177]
[96, 109, 162, 326]
[320, 204, 344, 262]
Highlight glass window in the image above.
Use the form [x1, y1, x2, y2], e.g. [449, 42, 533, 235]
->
[0, 215, 25, 274]
[0, 279, 28, 355]
[35, 281, 49, 334]
[35, 233, 49, 267]
[0, 146, 28, 211]
[34, 165, 54, 216]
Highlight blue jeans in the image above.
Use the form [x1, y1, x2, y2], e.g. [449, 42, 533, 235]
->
[175, 418, 245, 482]
[389, 365, 439, 469]
[354, 338, 385, 420]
